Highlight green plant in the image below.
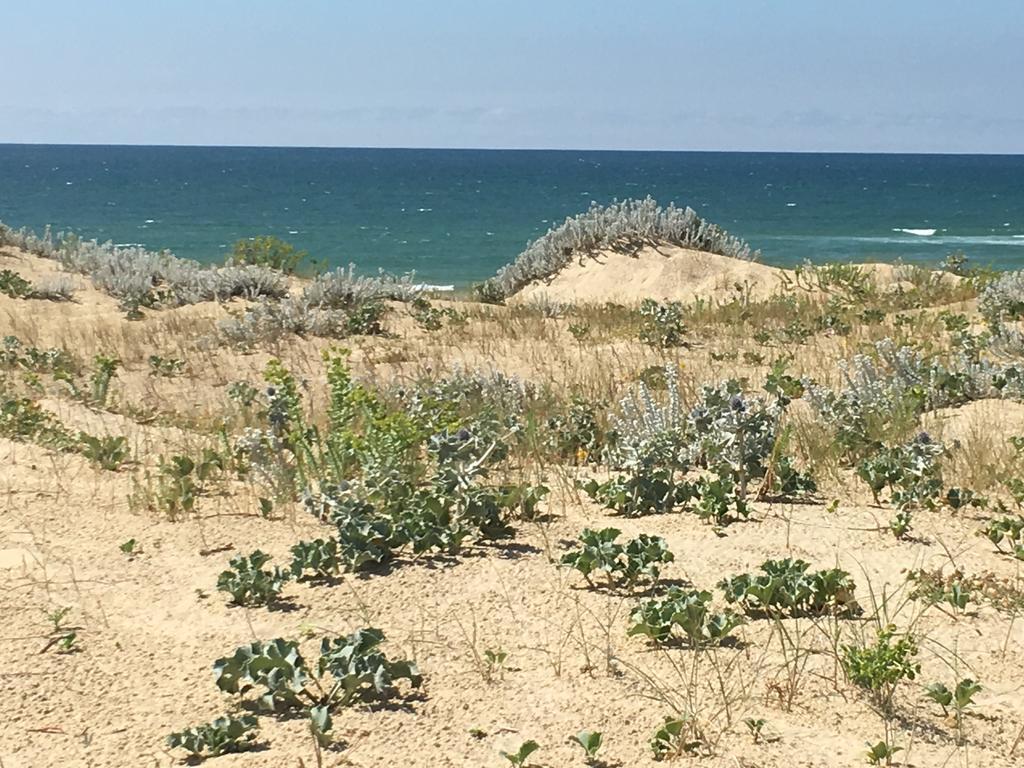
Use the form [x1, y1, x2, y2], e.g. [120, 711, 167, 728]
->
[41, 606, 79, 654]
[982, 513, 1024, 559]
[308, 705, 334, 749]
[345, 300, 388, 335]
[581, 468, 693, 518]
[229, 235, 307, 273]
[484, 648, 508, 681]
[78, 433, 129, 470]
[500, 740, 539, 767]
[216, 550, 291, 606]
[906, 568, 971, 613]
[214, 628, 421, 716]
[410, 297, 466, 331]
[719, 559, 859, 617]
[166, 715, 259, 757]
[290, 538, 343, 581]
[568, 321, 591, 342]
[0, 269, 32, 298]
[148, 354, 184, 377]
[561, 528, 674, 591]
[119, 538, 140, 558]
[842, 626, 920, 711]
[638, 299, 687, 348]
[865, 739, 901, 766]
[546, 396, 604, 462]
[925, 678, 981, 717]
[571, 730, 603, 762]
[89, 354, 120, 406]
[628, 587, 743, 647]
[650, 716, 701, 760]
[856, 434, 946, 512]
[743, 717, 767, 744]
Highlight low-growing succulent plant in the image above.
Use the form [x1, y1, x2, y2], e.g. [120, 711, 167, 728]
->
[213, 628, 421, 714]
[628, 587, 743, 647]
[500, 740, 540, 767]
[216, 550, 291, 606]
[166, 714, 259, 757]
[719, 558, 859, 617]
[561, 528, 674, 591]
[290, 537, 343, 580]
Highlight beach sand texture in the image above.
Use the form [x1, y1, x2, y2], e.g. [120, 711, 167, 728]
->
[1, 242, 1021, 768]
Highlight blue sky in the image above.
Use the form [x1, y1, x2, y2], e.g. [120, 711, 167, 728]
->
[1, 1, 1021, 152]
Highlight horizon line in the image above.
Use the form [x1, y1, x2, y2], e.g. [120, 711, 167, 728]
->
[1, 141, 1023, 157]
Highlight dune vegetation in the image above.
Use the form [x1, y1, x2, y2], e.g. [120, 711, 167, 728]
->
[1, 201, 1023, 767]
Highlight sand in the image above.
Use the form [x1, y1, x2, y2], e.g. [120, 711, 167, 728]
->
[0, 244, 1020, 768]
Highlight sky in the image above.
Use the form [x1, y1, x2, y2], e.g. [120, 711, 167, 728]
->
[1, 0, 1022, 152]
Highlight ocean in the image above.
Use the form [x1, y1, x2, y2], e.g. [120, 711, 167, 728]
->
[1, 144, 1023, 286]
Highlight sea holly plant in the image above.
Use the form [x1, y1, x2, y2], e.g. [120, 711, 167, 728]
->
[561, 528, 674, 591]
[718, 558, 859, 618]
[216, 550, 291, 607]
[628, 587, 744, 647]
[856, 433, 946, 513]
[213, 628, 422, 719]
[290, 537, 344, 580]
[581, 468, 694, 518]
[166, 715, 260, 758]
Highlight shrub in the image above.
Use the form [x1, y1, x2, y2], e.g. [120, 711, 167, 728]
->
[719, 559, 859, 617]
[0, 269, 32, 298]
[490, 197, 759, 299]
[979, 270, 1024, 325]
[229, 235, 307, 273]
[628, 587, 743, 646]
[842, 626, 920, 710]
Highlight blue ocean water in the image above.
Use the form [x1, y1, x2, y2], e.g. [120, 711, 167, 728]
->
[1, 145, 1023, 285]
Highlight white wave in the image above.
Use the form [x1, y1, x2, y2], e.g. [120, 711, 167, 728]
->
[414, 283, 454, 292]
[785, 202, 797, 207]
[893, 228, 937, 236]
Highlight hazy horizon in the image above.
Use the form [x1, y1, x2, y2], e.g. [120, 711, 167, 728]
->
[2, 1, 1022, 153]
